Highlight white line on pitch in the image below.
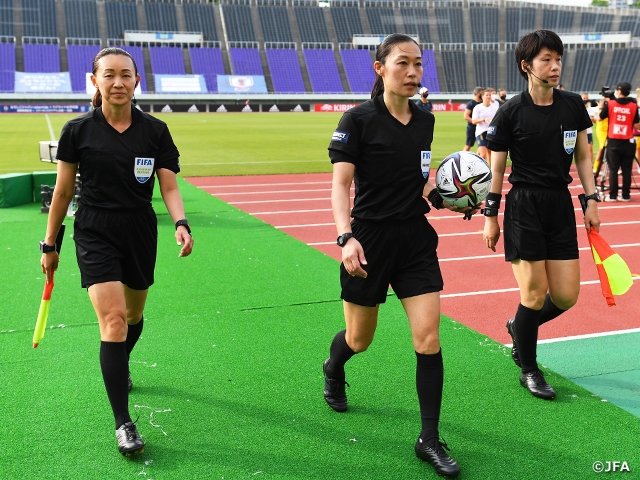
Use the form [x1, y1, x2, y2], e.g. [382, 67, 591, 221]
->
[209, 188, 333, 196]
[45, 114, 55, 141]
[229, 197, 348, 205]
[197, 181, 332, 188]
[276, 222, 334, 228]
[536, 327, 640, 345]
[250, 208, 333, 215]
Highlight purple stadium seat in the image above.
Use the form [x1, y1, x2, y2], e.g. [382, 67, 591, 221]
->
[0, 43, 15, 91]
[23, 43, 60, 72]
[340, 49, 374, 94]
[67, 44, 101, 93]
[265, 49, 305, 94]
[149, 46, 186, 75]
[421, 50, 440, 93]
[303, 49, 343, 93]
[189, 47, 225, 93]
[229, 48, 263, 75]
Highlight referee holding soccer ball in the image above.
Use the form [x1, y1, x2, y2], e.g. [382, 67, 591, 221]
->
[322, 33, 475, 478]
[483, 30, 599, 400]
[40, 47, 193, 456]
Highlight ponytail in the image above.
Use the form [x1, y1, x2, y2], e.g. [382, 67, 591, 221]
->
[92, 89, 102, 108]
[371, 75, 384, 98]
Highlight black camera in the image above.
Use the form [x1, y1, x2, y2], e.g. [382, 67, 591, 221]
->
[601, 86, 615, 100]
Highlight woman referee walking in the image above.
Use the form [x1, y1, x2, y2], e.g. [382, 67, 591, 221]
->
[40, 48, 194, 455]
[322, 34, 474, 478]
[483, 30, 600, 399]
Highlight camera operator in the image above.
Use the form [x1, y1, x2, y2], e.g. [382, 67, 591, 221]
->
[599, 82, 640, 202]
[415, 87, 433, 113]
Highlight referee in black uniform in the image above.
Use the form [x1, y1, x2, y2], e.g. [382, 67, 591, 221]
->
[483, 30, 600, 399]
[40, 48, 194, 456]
[323, 34, 475, 478]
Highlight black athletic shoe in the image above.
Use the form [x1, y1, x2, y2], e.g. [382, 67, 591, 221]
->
[415, 437, 461, 478]
[519, 370, 556, 400]
[116, 421, 145, 456]
[505, 318, 521, 367]
[127, 374, 133, 392]
[323, 359, 349, 412]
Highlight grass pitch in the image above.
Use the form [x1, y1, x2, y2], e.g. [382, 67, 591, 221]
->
[0, 111, 517, 177]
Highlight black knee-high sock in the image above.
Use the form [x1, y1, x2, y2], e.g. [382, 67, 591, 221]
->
[326, 330, 356, 379]
[538, 294, 566, 326]
[416, 349, 443, 443]
[126, 316, 144, 361]
[514, 304, 542, 374]
[100, 341, 131, 429]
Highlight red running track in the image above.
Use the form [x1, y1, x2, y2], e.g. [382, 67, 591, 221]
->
[187, 172, 640, 344]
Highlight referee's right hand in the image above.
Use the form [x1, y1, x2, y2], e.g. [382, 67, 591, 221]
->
[342, 238, 368, 278]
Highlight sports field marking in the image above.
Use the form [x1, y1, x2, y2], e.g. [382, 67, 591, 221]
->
[44, 114, 55, 141]
[505, 327, 640, 348]
[229, 197, 353, 205]
[275, 222, 334, 228]
[180, 159, 326, 166]
[200, 181, 332, 188]
[249, 208, 333, 215]
[442, 276, 640, 300]
[207, 188, 333, 196]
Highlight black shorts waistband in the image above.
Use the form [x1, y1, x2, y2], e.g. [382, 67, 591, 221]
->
[510, 183, 568, 191]
[78, 204, 154, 215]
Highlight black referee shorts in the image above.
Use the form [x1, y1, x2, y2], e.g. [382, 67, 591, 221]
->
[504, 187, 578, 262]
[340, 216, 443, 307]
[73, 205, 158, 290]
[465, 124, 476, 147]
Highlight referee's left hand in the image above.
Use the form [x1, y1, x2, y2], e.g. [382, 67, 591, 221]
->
[443, 201, 480, 219]
[176, 228, 194, 257]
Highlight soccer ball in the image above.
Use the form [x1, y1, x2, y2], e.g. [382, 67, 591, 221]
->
[435, 151, 492, 208]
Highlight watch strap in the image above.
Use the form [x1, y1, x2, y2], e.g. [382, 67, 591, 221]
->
[175, 219, 191, 234]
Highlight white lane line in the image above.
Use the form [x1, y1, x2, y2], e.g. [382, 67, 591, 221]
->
[441, 276, 640, 299]
[276, 222, 334, 228]
[229, 197, 352, 205]
[181, 159, 326, 166]
[45, 114, 55, 141]
[208, 188, 334, 196]
[250, 208, 333, 215]
[536, 327, 640, 344]
[197, 181, 332, 188]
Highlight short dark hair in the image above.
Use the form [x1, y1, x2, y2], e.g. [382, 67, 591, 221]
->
[515, 30, 564, 80]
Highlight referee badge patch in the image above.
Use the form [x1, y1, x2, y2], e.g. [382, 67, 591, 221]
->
[421, 151, 432, 180]
[134, 157, 155, 183]
[487, 126, 497, 136]
[331, 131, 350, 144]
[563, 130, 577, 154]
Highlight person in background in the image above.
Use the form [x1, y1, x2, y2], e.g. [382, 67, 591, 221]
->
[415, 86, 433, 113]
[471, 89, 499, 165]
[498, 89, 508, 106]
[581, 93, 597, 165]
[463, 87, 484, 151]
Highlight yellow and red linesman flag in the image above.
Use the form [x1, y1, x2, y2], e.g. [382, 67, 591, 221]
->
[586, 227, 633, 306]
[33, 224, 65, 348]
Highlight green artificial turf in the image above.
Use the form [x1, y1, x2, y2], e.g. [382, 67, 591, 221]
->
[1, 179, 639, 479]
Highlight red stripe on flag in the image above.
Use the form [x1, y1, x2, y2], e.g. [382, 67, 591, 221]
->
[588, 229, 616, 263]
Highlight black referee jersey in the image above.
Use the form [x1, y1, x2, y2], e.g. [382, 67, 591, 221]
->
[328, 95, 434, 222]
[56, 106, 180, 210]
[487, 89, 592, 188]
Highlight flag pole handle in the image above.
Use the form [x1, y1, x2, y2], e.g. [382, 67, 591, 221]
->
[578, 193, 587, 215]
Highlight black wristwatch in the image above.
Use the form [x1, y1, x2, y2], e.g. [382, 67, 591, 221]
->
[39, 241, 56, 253]
[337, 232, 354, 247]
[584, 193, 601, 203]
[175, 219, 191, 234]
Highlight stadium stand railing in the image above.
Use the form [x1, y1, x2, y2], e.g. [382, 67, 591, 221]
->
[22, 37, 60, 73]
[189, 43, 225, 93]
[302, 44, 344, 93]
[265, 43, 306, 93]
[66, 41, 101, 93]
[22, 0, 57, 38]
[258, 5, 294, 43]
[339, 45, 375, 94]
[183, 3, 218, 41]
[64, 0, 100, 40]
[0, 0, 14, 37]
[294, 6, 330, 44]
[0, 36, 15, 92]
[105, 1, 139, 40]
[221, 4, 257, 43]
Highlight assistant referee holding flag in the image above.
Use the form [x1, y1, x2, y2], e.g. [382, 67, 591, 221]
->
[40, 48, 194, 456]
[483, 30, 600, 400]
[323, 33, 476, 478]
